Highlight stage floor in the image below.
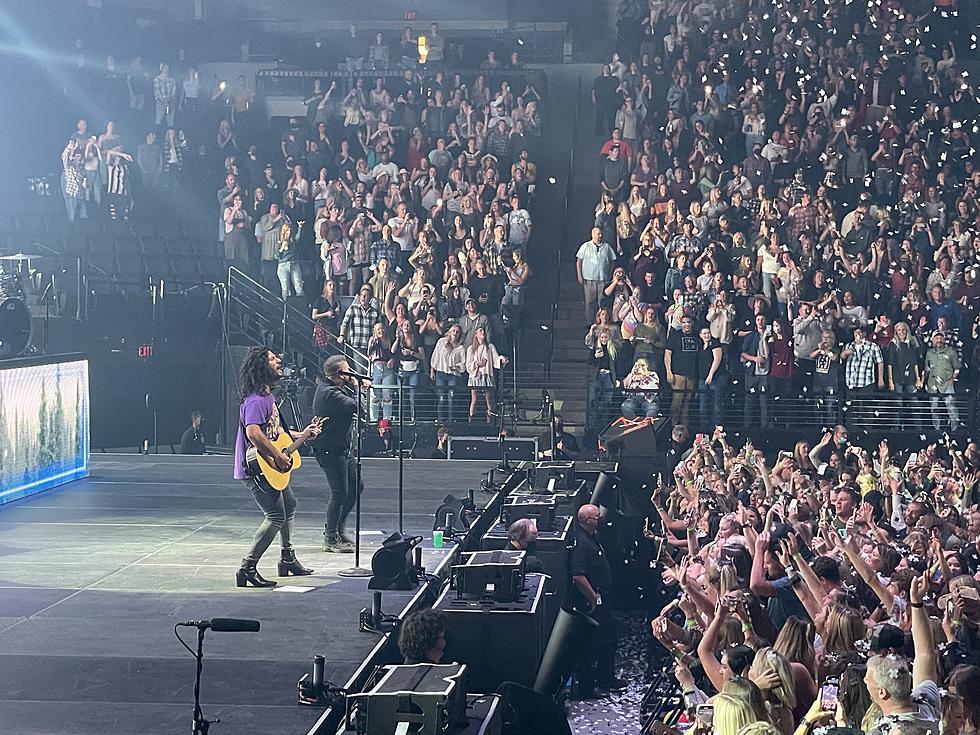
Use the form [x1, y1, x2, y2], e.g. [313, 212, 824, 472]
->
[0, 454, 495, 735]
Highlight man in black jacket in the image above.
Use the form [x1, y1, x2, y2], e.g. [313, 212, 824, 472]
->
[312, 355, 367, 552]
[570, 504, 625, 699]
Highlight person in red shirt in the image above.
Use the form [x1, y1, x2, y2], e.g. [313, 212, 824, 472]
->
[768, 318, 795, 426]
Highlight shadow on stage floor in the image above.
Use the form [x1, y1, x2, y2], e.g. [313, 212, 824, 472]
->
[0, 454, 495, 735]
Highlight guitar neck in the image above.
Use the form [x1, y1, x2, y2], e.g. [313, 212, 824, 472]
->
[283, 434, 310, 456]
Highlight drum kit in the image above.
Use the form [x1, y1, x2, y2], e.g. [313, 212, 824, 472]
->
[0, 252, 42, 358]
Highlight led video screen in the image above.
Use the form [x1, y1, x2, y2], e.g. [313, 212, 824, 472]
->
[0, 355, 89, 505]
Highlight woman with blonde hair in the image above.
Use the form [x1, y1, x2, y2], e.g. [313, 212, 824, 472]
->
[773, 616, 816, 672]
[749, 648, 796, 734]
[616, 201, 638, 257]
[715, 679, 771, 735]
[466, 327, 506, 423]
[821, 604, 865, 656]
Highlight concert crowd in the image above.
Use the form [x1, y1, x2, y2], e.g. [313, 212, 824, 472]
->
[581, 0, 979, 440]
[572, 0, 980, 731]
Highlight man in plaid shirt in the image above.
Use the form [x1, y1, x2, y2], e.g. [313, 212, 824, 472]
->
[153, 63, 177, 128]
[842, 326, 884, 424]
[787, 192, 817, 243]
[338, 285, 379, 352]
[61, 139, 88, 222]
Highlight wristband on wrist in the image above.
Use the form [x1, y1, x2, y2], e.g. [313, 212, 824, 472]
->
[741, 622, 753, 633]
[909, 601, 923, 608]
[685, 618, 699, 629]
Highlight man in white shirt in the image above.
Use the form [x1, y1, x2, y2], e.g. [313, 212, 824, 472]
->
[387, 202, 417, 273]
[761, 131, 788, 164]
[576, 227, 616, 323]
[371, 149, 399, 183]
[505, 195, 532, 248]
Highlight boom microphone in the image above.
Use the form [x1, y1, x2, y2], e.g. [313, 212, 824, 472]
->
[178, 618, 260, 632]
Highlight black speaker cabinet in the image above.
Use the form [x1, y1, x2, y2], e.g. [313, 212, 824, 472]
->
[435, 573, 548, 693]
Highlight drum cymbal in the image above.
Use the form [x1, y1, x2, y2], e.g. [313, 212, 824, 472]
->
[0, 252, 43, 261]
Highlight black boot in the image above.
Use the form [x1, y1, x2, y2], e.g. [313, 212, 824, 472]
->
[235, 558, 277, 588]
[278, 548, 314, 576]
[322, 532, 354, 553]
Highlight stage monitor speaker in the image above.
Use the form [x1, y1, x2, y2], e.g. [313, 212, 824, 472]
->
[368, 533, 422, 590]
[349, 663, 467, 735]
[599, 417, 658, 457]
[448, 436, 538, 461]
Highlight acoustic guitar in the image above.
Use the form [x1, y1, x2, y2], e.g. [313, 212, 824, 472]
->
[243, 418, 322, 491]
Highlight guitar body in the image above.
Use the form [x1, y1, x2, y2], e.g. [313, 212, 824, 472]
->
[244, 432, 302, 492]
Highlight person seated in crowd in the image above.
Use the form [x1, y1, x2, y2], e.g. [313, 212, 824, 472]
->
[621, 357, 660, 420]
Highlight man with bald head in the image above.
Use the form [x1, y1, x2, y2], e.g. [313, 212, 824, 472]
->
[570, 503, 624, 698]
[576, 227, 617, 323]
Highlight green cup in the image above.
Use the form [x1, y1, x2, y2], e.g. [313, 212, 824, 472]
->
[433, 530, 444, 548]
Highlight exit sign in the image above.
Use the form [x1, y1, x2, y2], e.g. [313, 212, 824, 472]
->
[138, 344, 153, 358]
[404, 10, 416, 20]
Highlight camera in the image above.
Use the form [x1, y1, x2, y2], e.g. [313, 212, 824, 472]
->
[279, 363, 306, 396]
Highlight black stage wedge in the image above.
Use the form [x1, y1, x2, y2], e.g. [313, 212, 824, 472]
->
[368, 533, 423, 590]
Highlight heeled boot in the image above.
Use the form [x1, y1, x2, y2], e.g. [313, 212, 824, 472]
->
[278, 548, 314, 576]
[235, 558, 277, 588]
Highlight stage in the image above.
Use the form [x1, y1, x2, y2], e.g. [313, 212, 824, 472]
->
[0, 454, 496, 735]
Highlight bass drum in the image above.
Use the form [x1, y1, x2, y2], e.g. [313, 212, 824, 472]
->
[0, 298, 32, 359]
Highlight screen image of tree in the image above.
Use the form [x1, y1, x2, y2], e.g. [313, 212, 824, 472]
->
[0, 358, 90, 505]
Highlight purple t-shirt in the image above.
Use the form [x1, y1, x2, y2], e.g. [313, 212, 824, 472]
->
[234, 392, 280, 480]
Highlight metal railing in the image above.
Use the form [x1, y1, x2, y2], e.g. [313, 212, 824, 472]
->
[585, 389, 979, 434]
[225, 267, 369, 376]
[255, 67, 549, 99]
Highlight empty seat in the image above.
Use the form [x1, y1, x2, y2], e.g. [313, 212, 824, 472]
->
[144, 254, 172, 279]
[167, 237, 194, 257]
[87, 253, 116, 278]
[170, 257, 200, 284]
[103, 218, 130, 236]
[74, 219, 103, 236]
[86, 234, 115, 255]
[192, 238, 221, 257]
[44, 215, 68, 237]
[198, 256, 226, 282]
[61, 235, 88, 257]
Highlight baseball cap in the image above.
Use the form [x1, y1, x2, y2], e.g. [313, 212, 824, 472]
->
[868, 623, 905, 652]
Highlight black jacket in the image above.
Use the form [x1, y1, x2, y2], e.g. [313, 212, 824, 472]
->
[311, 381, 356, 455]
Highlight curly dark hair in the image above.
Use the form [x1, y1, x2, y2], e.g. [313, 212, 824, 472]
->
[238, 346, 277, 400]
[397, 609, 447, 664]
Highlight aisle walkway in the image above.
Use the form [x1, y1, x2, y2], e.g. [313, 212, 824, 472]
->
[519, 63, 602, 429]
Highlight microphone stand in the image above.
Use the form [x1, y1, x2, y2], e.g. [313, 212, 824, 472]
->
[192, 627, 219, 734]
[548, 395, 557, 460]
[338, 376, 371, 578]
[397, 372, 404, 535]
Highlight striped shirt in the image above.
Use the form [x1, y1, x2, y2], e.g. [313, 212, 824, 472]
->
[106, 163, 128, 197]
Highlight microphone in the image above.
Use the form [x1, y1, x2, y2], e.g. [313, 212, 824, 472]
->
[339, 369, 372, 382]
[178, 618, 260, 632]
